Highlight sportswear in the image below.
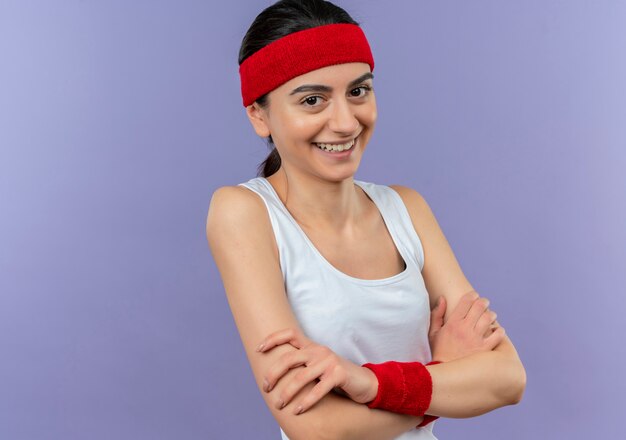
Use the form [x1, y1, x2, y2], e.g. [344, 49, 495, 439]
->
[237, 176, 438, 440]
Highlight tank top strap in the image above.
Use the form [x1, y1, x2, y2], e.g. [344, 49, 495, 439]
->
[236, 177, 313, 280]
[354, 180, 425, 271]
[236, 176, 285, 223]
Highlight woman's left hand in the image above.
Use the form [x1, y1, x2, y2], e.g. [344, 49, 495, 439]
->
[256, 328, 377, 415]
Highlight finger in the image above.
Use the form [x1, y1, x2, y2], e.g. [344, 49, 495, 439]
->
[447, 290, 480, 322]
[482, 326, 506, 351]
[475, 309, 497, 335]
[275, 361, 328, 410]
[257, 328, 305, 352]
[465, 297, 490, 327]
[264, 349, 310, 393]
[294, 368, 341, 415]
[482, 321, 499, 338]
[482, 326, 493, 339]
[257, 327, 308, 352]
[483, 318, 501, 337]
[429, 296, 446, 335]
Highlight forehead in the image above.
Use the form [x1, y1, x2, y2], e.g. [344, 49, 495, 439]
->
[275, 62, 373, 93]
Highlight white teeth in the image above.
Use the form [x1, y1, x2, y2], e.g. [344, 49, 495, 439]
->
[314, 138, 355, 152]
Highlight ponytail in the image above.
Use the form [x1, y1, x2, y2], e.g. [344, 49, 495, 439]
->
[257, 142, 281, 178]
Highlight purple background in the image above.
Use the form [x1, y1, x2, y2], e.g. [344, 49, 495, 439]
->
[1, 1, 625, 438]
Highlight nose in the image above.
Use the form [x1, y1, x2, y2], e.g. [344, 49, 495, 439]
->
[327, 97, 360, 134]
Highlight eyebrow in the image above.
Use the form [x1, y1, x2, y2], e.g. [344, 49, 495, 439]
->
[289, 72, 374, 96]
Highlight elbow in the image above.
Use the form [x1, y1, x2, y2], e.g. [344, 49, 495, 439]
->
[506, 362, 527, 405]
[492, 358, 526, 407]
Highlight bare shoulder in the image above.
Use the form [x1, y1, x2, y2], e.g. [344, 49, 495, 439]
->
[208, 184, 259, 210]
[388, 184, 428, 215]
[387, 184, 435, 237]
[207, 185, 268, 234]
[206, 185, 278, 257]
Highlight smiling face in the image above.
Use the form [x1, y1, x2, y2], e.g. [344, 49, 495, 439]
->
[246, 62, 377, 182]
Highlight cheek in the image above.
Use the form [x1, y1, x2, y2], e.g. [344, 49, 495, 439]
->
[368, 109, 378, 126]
[367, 100, 378, 123]
[292, 118, 321, 136]
[359, 105, 377, 127]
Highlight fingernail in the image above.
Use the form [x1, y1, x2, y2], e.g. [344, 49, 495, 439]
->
[278, 399, 284, 409]
[256, 343, 264, 352]
[263, 378, 269, 392]
[295, 405, 303, 415]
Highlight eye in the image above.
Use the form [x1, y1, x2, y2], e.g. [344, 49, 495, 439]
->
[302, 96, 322, 107]
[350, 85, 372, 97]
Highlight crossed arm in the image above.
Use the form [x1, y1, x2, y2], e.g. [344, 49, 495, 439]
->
[388, 185, 526, 418]
[206, 185, 526, 440]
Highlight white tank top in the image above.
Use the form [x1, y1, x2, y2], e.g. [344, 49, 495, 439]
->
[238, 176, 438, 440]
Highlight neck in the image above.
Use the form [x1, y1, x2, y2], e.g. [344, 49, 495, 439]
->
[266, 167, 365, 233]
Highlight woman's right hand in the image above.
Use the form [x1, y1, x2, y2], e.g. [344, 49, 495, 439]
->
[428, 290, 506, 363]
[256, 327, 381, 412]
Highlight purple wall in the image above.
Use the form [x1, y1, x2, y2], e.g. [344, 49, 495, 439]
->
[1, 1, 625, 438]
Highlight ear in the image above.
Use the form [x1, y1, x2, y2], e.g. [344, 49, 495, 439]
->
[245, 103, 271, 138]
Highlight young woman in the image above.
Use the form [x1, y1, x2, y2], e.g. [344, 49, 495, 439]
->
[207, 1, 526, 439]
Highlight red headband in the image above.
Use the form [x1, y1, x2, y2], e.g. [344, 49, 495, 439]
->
[239, 23, 375, 107]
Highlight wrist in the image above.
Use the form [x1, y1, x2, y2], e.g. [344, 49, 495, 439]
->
[358, 360, 443, 428]
[416, 360, 442, 428]
[361, 365, 379, 404]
